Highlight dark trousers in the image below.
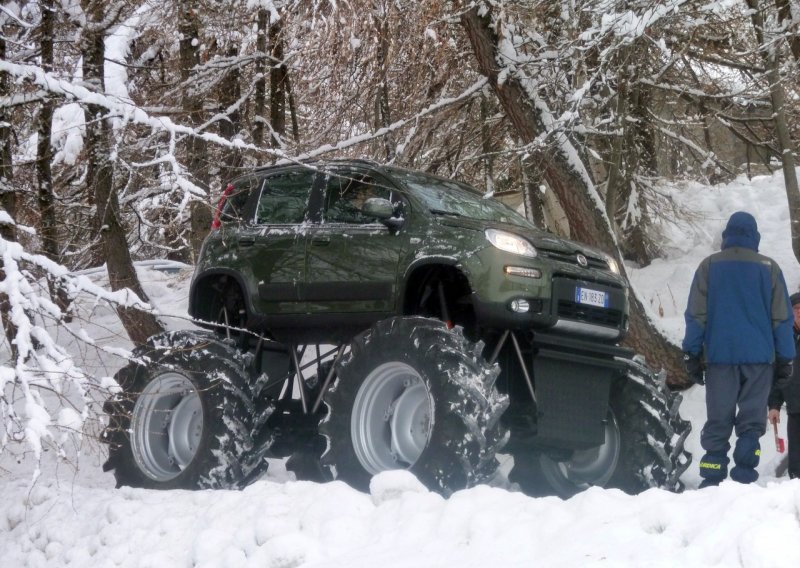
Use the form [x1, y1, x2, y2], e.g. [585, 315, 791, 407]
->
[701, 364, 772, 454]
[789, 413, 800, 479]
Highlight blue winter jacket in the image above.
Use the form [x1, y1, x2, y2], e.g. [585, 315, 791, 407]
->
[682, 211, 795, 364]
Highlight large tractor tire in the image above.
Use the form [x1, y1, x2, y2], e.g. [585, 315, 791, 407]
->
[102, 330, 273, 490]
[511, 355, 692, 498]
[319, 317, 508, 496]
[607, 355, 692, 492]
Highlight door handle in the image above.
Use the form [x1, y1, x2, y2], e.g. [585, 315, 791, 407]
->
[311, 236, 331, 246]
[238, 237, 255, 247]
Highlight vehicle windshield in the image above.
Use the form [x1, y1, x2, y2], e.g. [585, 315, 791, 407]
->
[389, 169, 534, 227]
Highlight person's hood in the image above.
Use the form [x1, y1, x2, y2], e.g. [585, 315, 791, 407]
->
[721, 211, 760, 251]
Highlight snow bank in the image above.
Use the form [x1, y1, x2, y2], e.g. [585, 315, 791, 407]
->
[1, 471, 799, 568]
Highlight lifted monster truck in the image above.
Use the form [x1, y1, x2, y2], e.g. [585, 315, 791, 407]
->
[103, 160, 691, 497]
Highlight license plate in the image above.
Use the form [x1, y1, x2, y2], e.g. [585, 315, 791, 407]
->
[575, 287, 608, 308]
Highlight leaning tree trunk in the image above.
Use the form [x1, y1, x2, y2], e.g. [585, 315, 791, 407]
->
[461, 5, 687, 387]
[81, 2, 163, 346]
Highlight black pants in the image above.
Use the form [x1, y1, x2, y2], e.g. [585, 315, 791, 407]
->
[789, 412, 800, 479]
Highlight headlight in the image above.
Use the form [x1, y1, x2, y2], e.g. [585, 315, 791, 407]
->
[605, 254, 620, 274]
[485, 229, 537, 258]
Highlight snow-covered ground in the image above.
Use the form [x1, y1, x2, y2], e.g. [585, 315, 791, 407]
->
[2, 172, 800, 568]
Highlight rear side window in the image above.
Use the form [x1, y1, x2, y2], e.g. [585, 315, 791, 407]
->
[256, 169, 315, 224]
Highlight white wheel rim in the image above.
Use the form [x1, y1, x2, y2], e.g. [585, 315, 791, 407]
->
[351, 362, 433, 474]
[131, 373, 203, 482]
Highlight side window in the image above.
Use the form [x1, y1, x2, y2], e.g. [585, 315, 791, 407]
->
[256, 169, 315, 224]
[323, 171, 392, 224]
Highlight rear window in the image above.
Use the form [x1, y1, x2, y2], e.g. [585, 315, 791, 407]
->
[220, 178, 257, 223]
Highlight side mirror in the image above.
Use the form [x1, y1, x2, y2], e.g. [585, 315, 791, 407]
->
[362, 197, 404, 229]
[362, 197, 394, 219]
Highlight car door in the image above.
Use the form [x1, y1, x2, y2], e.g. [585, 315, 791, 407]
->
[304, 166, 407, 314]
[237, 167, 318, 315]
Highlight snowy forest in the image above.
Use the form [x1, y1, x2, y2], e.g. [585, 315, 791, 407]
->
[3, 0, 800, 484]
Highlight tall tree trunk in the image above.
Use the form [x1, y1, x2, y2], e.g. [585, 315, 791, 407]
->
[269, 14, 287, 148]
[775, 0, 800, 61]
[481, 95, 495, 193]
[374, 3, 394, 160]
[286, 73, 299, 143]
[219, 44, 243, 182]
[252, 8, 268, 148]
[603, 47, 654, 266]
[604, 62, 627, 239]
[82, 4, 107, 268]
[749, 0, 800, 264]
[683, 55, 720, 184]
[180, 1, 210, 260]
[461, 5, 687, 386]
[36, 0, 71, 316]
[81, 1, 163, 346]
[520, 154, 546, 228]
[0, 30, 18, 356]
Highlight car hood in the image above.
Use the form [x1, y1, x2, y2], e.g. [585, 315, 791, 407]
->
[438, 216, 610, 261]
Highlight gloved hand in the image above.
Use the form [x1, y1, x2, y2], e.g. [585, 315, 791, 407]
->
[683, 352, 705, 385]
[775, 358, 794, 388]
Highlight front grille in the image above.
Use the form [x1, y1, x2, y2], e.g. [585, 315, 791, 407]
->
[557, 300, 623, 327]
[541, 249, 608, 270]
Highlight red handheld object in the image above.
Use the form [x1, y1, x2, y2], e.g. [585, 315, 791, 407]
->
[774, 422, 786, 454]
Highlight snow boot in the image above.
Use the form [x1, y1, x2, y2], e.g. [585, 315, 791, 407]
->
[730, 434, 760, 484]
[698, 452, 728, 486]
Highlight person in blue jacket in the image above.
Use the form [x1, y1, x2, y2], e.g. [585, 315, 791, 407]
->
[683, 211, 795, 487]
